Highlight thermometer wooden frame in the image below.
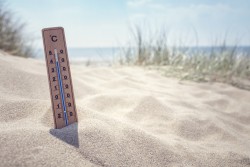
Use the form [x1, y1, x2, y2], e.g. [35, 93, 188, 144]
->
[42, 27, 77, 129]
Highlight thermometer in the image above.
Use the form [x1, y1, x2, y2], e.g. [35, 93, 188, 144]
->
[42, 27, 77, 129]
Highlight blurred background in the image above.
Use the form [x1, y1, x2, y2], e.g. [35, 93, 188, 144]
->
[1, 0, 249, 56]
[1, 0, 250, 84]
[8, 0, 250, 46]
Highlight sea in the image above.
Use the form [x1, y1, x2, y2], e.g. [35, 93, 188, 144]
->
[35, 46, 250, 63]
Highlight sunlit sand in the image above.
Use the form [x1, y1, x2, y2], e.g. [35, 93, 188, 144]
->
[0, 52, 250, 166]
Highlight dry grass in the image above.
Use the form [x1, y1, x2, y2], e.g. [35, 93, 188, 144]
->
[120, 25, 250, 90]
[0, 1, 33, 57]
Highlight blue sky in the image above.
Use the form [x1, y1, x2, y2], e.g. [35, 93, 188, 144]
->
[8, 0, 250, 48]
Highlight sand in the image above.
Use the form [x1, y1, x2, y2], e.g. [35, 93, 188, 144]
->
[0, 51, 250, 167]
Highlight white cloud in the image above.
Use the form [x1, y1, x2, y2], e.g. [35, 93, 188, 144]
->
[127, 2, 236, 46]
[128, 2, 232, 25]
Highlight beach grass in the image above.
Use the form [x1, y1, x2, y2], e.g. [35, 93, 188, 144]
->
[119, 25, 250, 90]
[0, 1, 33, 57]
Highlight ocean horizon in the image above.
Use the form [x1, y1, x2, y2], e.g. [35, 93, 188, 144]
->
[35, 46, 250, 62]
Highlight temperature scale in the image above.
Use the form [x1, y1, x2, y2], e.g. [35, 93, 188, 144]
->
[42, 27, 77, 129]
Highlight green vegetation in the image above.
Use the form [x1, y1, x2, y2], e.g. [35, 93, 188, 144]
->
[0, 1, 33, 57]
[120, 25, 250, 90]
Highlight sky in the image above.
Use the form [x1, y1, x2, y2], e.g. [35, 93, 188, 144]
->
[7, 0, 250, 48]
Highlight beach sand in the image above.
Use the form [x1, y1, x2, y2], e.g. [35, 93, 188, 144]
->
[0, 52, 250, 167]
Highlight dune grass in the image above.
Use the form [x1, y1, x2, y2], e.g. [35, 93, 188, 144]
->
[0, 1, 33, 57]
[119, 25, 250, 90]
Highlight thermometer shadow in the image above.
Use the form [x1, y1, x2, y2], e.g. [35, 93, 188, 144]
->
[49, 123, 79, 148]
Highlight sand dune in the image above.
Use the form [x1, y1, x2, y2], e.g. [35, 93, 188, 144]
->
[0, 52, 250, 167]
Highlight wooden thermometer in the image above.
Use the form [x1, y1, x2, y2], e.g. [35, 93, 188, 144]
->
[42, 27, 77, 129]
